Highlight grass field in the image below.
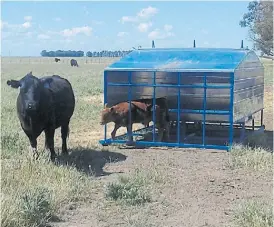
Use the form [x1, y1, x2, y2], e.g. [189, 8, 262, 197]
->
[1, 57, 273, 227]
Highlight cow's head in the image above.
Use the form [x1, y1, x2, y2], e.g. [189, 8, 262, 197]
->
[7, 72, 53, 112]
[100, 103, 115, 125]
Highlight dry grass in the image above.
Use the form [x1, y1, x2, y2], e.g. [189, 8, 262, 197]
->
[105, 166, 167, 206]
[1, 157, 96, 227]
[228, 143, 272, 171]
[233, 200, 273, 227]
[1, 58, 110, 227]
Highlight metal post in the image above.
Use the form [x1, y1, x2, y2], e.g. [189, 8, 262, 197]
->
[202, 73, 207, 145]
[177, 72, 181, 144]
[252, 119, 255, 131]
[152, 71, 156, 142]
[128, 71, 133, 143]
[104, 71, 108, 141]
[240, 122, 245, 142]
[261, 109, 264, 126]
[193, 39, 196, 48]
[228, 73, 235, 150]
[241, 40, 244, 48]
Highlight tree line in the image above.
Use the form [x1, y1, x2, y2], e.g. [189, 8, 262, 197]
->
[40, 50, 132, 57]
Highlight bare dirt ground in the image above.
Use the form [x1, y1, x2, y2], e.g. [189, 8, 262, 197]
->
[51, 149, 272, 227]
[50, 88, 273, 227]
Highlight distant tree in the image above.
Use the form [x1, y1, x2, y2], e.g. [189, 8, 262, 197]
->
[41, 50, 47, 57]
[240, 1, 273, 56]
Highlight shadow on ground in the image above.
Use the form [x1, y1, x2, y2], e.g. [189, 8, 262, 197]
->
[246, 130, 273, 151]
[55, 147, 127, 177]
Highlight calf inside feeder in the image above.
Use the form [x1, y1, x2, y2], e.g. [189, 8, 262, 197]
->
[99, 48, 264, 150]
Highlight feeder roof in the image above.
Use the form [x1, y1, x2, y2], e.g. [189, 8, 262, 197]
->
[105, 48, 258, 72]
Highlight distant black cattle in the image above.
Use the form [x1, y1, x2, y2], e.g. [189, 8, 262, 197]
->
[55, 58, 61, 62]
[7, 72, 75, 161]
[70, 59, 79, 67]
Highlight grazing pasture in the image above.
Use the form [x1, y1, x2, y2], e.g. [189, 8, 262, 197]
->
[1, 57, 273, 227]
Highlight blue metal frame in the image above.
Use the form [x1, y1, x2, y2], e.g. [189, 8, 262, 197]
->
[177, 72, 181, 144]
[103, 71, 108, 141]
[152, 72, 156, 142]
[202, 73, 207, 145]
[228, 72, 235, 150]
[100, 70, 264, 151]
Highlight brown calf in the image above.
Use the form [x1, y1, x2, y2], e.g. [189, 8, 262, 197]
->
[100, 98, 170, 142]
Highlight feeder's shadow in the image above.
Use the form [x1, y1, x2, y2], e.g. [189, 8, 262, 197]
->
[55, 147, 127, 177]
[245, 130, 273, 152]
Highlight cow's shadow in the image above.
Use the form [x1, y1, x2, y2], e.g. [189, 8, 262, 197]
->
[55, 147, 127, 177]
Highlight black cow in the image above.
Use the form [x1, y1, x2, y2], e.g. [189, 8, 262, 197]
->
[70, 59, 78, 67]
[7, 72, 75, 161]
[55, 58, 60, 62]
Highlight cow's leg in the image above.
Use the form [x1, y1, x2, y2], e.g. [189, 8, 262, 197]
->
[156, 123, 164, 142]
[27, 134, 39, 160]
[162, 122, 170, 142]
[111, 124, 120, 140]
[126, 123, 134, 143]
[44, 127, 56, 161]
[61, 123, 69, 154]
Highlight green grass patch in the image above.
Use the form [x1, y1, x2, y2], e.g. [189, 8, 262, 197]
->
[233, 200, 273, 227]
[228, 143, 272, 171]
[105, 167, 166, 206]
[1, 157, 95, 227]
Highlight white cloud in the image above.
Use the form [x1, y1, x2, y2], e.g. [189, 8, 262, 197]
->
[148, 26, 175, 40]
[137, 6, 158, 19]
[137, 22, 152, 32]
[164, 24, 173, 32]
[24, 16, 32, 21]
[61, 26, 92, 37]
[38, 34, 50, 40]
[22, 22, 31, 29]
[120, 6, 158, 24]
[117, 31, 129, 37]
[120, 16, 138, 23]
[53, 17, 62, 22]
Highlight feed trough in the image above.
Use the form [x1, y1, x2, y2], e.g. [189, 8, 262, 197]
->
[99, 47, 265, 150]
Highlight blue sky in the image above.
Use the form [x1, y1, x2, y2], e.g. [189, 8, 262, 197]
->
[1, 1, 252, 56]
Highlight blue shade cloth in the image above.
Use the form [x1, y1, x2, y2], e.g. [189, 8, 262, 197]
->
[106, 48, 252, 72]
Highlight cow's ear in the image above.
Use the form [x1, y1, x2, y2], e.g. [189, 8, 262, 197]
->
[7, 80, 21, 88]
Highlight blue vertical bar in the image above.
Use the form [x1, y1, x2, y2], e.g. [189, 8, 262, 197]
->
[152, 71, 156, 142]
[177, 72, 181, 144]
[128, 71, 132, 141]
[228, 72, 235, 150]
[104, 71, 107, 141]
[202, 73, 207, 145]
